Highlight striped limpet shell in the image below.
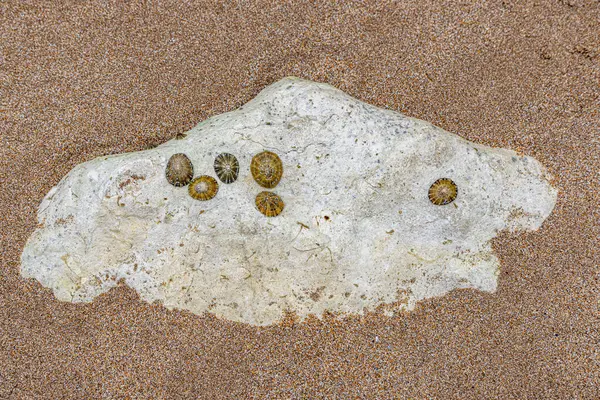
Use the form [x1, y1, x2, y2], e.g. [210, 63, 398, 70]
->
[165, 153, 194, 187]
[428, 178, 458, 205]
[214, 153, 239, 184]
[188, 175, 219, 201]
[251, 151, 283, 189]
[255, 191, 284, 217]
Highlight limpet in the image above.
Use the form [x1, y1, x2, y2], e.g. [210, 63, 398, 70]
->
[255, 191, 284, 217]
[214, 153, 239, 184]
[165, 153, 194, 187]
[428, 178, 458, 205]
[188, 175, 219, 201]
[251, 151, 283, 188]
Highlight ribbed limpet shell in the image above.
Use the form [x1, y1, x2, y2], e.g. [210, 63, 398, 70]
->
[428, 178, 458, 205]
[214, 153, 239, 184]
[165, 153, 194, 187]
[251, 151, 283, 188]
[188, 175, 219, 201]
[255, 191, 284, 217]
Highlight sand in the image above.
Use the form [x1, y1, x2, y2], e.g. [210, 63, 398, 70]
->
[1, 1, 598, 399]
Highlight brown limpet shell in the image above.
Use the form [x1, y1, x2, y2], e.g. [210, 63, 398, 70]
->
[251, 151, 283, 188]
[188, 175, 219, 201]
[428, 178, 458, 205]
[214, 153, 239, 184]
[255, 191, 284, 217]
[165, 153, 194, 187]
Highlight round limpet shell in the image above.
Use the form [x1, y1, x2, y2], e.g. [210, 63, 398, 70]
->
[255, 191, 284, 217]
[428, 178, 458, 205]
[214, 153, 239, 184]
[250, 151, 283, 188]
[165, 153, 194, 187]
[188, 175, 219, 201]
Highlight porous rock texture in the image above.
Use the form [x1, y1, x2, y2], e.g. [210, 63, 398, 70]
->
[20, 78, 557, 326]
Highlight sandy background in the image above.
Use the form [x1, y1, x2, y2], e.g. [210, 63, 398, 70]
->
[1, 1, 599, 398]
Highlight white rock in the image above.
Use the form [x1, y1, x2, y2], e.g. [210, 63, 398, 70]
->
[20, 77, 557, 326]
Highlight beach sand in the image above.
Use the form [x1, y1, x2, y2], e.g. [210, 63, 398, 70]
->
[1, 1, 598, 398]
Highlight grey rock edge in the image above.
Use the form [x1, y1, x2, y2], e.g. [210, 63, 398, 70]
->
[20, 77, 557, 326]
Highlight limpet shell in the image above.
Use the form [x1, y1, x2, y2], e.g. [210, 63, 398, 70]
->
[255, 191, 284, 217]
[214, 153, 239, 184]
[251, 151, 283, 188]
[428, 178, 458, 205]
[188, 175, 219, 201]
[165, 153, 194, 187]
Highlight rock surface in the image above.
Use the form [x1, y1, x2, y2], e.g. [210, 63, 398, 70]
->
[20, 77, 557, 326]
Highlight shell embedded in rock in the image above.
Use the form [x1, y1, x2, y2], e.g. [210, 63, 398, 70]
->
[255, 191, 284, 217]
[251, 151, 283, 188]
[165, 153, 194, 187]
[428, 178, 458, 205]
[214, 153, 239, 184]
[188, 175, 219, 201]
